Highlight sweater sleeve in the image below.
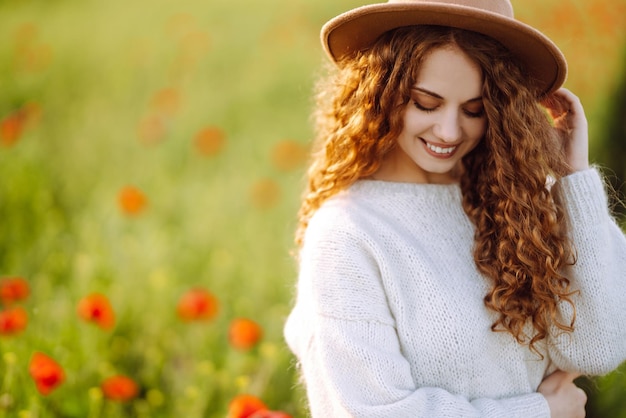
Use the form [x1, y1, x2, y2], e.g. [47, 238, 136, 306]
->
[548, 168, 626, 375]
[284, 207, 551, 418]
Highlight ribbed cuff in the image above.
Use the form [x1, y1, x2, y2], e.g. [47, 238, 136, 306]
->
[472, 392, 551, 417]
[490, 393, 551, 418]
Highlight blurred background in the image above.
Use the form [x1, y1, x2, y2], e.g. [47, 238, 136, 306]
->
[0, 0, 625, 416]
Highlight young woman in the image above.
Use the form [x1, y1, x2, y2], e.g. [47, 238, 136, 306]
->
[284, 1, 626, 417]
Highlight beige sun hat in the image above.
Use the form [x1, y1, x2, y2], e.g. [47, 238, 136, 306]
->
[321, 0, 567, 97]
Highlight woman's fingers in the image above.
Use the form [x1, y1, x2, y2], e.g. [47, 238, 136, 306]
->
[538, 370, 587, 418]
[538, 370, 580, 392]
[541, 88, 589, 172]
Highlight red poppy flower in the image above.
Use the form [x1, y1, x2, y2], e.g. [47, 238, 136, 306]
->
[227, 394, 268, 418]
[118, 186, 148, 216]
[250, 411, 293, 418]
[228, 318, 263, 350]
[194, 126, 225, 157]
[150, 87, 181, 118]
[77, 293, 115, 330]
[178, 29, 211, 64]
[29, 352, 65, 395]
[270, 140, 308, 172]
[0, 276, 30, 305]
[249, 179, 281, 210]
[0, 112, 26, 147]
[101, 375, 139, 402]
[137, 114, 167, 146]
[0, 103, 41, 147]
[177, 288, 218, 322]
[0, 306, 28, 335]
[15, 42, 53, 73]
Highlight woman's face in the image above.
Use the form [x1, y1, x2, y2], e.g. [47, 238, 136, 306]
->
[376, 45, 487, 184]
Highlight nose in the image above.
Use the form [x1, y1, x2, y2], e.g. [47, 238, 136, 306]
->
[433, 109, 462, 143]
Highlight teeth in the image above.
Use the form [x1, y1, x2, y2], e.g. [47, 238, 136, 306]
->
[426, 142, 456, 154]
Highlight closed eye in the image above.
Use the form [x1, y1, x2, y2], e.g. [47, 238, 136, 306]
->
[463, 106, 485, 118]
[413, 100, 438, 112]
[412, 86, 484, 118]
[415, 101, 484, 118]
[463, 108, 484, 118]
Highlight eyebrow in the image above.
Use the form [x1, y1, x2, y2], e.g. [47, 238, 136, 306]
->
[412, 86, 482, 103]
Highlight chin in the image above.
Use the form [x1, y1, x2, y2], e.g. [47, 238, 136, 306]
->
[419, 163, 456, 175]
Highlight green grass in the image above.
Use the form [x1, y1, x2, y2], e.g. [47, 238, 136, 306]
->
[1, 0, 625, 416]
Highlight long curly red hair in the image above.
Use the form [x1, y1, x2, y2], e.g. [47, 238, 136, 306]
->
[296, 25, 577, 354]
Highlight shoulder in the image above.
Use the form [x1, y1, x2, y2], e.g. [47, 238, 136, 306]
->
[304, 187, 376, 253]
[304, 181, 395, 245]
[297, 186, 397, 323]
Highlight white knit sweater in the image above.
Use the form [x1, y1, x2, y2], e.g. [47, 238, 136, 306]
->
[284, 168, 626, 417]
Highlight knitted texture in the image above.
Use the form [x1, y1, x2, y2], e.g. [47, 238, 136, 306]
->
[284, 168, 626, 417]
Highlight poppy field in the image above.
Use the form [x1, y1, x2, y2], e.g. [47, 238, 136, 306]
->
[1, 0, 625, 417]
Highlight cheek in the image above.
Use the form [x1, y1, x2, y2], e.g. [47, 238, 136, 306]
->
[403, 108, 431, 131]
[466, 119, 487, 143]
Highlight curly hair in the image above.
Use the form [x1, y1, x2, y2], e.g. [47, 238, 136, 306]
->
[296, 25, 577, 355]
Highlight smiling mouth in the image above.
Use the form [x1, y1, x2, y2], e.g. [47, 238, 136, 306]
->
[423, 140, 457, 155]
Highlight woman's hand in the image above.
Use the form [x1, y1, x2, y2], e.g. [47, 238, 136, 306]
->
[538, 370, 587, 418]
[542, 88, 589, 172]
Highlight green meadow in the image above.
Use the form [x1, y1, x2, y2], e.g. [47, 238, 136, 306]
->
[1, 0, 625, 416]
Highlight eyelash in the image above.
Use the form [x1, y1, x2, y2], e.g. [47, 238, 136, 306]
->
[412, 101, 484, 119]
[413, 101, 436, 113]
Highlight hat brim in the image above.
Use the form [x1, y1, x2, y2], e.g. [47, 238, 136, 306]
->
[322, 3, 567, 97]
